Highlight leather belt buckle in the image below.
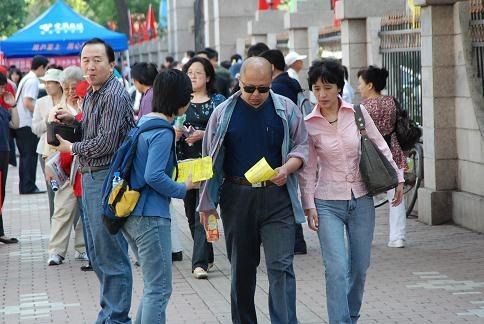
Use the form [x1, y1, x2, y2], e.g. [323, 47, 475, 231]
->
[251, 182, 263, 188]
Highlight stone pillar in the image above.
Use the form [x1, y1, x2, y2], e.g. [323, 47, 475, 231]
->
[340, 19, 367, 102]
[212, 0, 258, 61]
[417, 3, 458, 225]
[235, 38, 246, 56]
[284, 0, 333, 90]
[203, 0, 215, 48]
[336, 0, 405, 96]
[247, 10, 285, 50]
[267, 33, 278, 49]
[167, 0, 195, 60]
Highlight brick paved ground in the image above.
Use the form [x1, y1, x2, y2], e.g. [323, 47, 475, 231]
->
[1, 164, 484, 323]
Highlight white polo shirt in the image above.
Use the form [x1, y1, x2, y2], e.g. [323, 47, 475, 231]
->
[16, 71, 40, 128]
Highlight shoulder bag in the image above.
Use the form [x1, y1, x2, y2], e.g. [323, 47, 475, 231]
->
[354, 104, 399, 195]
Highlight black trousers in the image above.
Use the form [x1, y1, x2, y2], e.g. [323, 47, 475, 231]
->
[0, 151, 9, 236]
[8, 129, 16, 166]
[15, 126, 39, 193]
[183, 189, 214, 271]
[220, 182, 298, 324]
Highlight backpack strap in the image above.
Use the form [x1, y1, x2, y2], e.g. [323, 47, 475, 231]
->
[124, 119, 176, 176]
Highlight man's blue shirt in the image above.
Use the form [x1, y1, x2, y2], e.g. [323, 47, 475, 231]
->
[223, 97, 283, 177]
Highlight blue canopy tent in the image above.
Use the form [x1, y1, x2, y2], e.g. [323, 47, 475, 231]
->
[0, 0, 128, 61]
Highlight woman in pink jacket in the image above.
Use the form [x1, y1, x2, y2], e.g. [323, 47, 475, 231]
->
[298, 59, 404, 324]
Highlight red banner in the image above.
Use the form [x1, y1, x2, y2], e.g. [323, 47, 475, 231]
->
[145, 4, 157, 40]
[333, 0, 341, 27]
[258, 0, 281, 10]
[6, 56, 80, 72]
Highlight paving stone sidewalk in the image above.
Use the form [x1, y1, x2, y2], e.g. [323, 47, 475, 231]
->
[1, 165, 484, 323]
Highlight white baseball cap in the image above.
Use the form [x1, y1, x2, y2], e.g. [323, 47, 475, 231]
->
[285, 51, 307, 67]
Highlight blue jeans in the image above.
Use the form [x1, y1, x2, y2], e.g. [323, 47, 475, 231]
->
[315, 194, 375, 324]
[122, 216, 172, 324]
[82, 169, 132, 324]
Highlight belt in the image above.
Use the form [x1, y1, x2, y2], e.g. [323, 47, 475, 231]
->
[79, 165, 109, 174]
[225, 176, 275, 188]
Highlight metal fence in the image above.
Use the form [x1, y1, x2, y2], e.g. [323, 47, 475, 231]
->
[470, 0, 484, 96]
[379, 13, 422, 125]
[318, 26, 341, 59]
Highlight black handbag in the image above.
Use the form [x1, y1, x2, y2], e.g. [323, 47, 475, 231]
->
[354, 104, 399, 196]
[47, 122, 82, 146]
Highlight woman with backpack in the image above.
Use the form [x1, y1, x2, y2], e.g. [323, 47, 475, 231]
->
[123, 69, 197, 323]
[357, 65, 407, 248]
[178, 57, 225, 279]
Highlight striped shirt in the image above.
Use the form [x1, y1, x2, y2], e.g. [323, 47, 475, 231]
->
[72, 74, 135, 168]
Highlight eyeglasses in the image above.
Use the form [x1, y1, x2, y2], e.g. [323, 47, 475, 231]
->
[187, 71, 205, 77]
[240, 80, 271, 94]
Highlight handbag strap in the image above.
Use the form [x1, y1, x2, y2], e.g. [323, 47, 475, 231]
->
[353, 104, 367, 135]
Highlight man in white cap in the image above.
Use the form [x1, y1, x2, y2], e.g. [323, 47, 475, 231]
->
[285, 51, 307, 85]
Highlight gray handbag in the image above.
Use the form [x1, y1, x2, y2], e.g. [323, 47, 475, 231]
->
[354, 104, 399, 195]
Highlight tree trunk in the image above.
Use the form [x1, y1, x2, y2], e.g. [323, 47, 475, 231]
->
[114, 0, 130, 36]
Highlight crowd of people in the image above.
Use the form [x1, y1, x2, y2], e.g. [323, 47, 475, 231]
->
[0, 37, 410, 324]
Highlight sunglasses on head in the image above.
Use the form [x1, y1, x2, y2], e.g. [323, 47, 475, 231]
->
[240, 80, 271, 94]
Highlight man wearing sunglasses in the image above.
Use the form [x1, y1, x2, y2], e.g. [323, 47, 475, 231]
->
[199, 57, 308, 324]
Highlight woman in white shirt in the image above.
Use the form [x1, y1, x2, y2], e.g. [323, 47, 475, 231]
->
[31, 68, 64, 218]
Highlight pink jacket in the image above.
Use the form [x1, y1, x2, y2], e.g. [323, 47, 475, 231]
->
[298, 99, 404, 209]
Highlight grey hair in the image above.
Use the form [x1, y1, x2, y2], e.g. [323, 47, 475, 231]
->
[60, 66, 83, 84]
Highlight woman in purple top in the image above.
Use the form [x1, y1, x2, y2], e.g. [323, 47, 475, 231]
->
[179, 57, 226, 280]
[132, 63, 158, 119]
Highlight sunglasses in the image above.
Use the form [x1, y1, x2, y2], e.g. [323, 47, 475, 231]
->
[240, 80, 271, 94]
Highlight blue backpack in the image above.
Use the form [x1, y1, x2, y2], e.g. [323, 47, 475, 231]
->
[101, 118, 176, 234]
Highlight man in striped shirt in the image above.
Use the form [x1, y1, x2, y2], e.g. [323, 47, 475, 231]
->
[55, 38, 135, 323]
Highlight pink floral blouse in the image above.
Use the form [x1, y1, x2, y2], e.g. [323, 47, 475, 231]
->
[361, 96, 407, 169]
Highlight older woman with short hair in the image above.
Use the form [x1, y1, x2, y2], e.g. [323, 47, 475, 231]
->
[60, 66, 84, 113]
[44, 66, 87, 266]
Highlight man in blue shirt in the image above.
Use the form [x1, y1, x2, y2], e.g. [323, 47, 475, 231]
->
[199, 57, 308, 324]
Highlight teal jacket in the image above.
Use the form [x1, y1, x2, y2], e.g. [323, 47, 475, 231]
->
[198, 91, 309, 223]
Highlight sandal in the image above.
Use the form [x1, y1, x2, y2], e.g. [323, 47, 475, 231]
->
[0, 237, 19, 244]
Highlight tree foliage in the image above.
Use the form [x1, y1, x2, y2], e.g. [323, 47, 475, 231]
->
[0, 0, 27, 37]
[3, 0, 161, 37]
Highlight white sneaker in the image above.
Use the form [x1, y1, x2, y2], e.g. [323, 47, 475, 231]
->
[193, 267, 208, 279]
[74, 251, 89, 261]
[388, 239, 405, 248]
[48, 254, 64, 266]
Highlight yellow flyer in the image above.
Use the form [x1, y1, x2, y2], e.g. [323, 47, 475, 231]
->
[244, 158, 278, 184]
[174, 156, 213, 183]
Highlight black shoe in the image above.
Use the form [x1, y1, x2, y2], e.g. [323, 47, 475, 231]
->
[0, 236, 19, 244]
[172, 251, 183, 262]
[20, 188, 46, 195]
[80, 264, 93, 271]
